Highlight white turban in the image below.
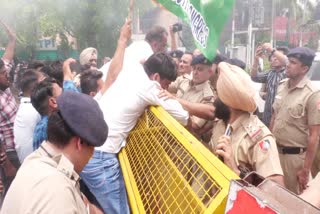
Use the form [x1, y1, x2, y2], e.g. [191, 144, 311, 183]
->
[79, 47, 98, 65]
[217, 62, 257, 112]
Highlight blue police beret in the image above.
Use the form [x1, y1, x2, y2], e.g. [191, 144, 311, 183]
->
[287, 47, 315, 67]
[57, 91, 108, 147]
[212, 54, 228, 65]
[169, 50, 184, 59]
[191, 54, 212, 65]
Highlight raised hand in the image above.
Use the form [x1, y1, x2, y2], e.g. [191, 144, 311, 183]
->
[119, 19, 132, 43]
[0, 20, 16, 41]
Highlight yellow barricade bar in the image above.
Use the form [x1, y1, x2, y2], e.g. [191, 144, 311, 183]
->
[119, 106, 239, 213]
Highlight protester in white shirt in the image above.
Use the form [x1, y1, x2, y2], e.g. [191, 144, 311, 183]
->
[98, 53, 189, 153]
[99, 26, 168, 82]
[81, 52, 189, 214]
[14, 70, 41, 163]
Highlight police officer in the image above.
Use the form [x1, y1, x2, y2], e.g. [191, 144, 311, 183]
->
[1, 91, 108, 214]
[270, 47, 320, 194]
[214, 62, 284, 184]
[168, 52, 193, 94]
[175, 54, 216, 140]
[168, 49, 184, 68]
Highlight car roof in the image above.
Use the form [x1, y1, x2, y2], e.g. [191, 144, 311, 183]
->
[308, 53, 320, 83]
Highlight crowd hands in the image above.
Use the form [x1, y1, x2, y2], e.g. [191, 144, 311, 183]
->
[0, 15, 319, 213]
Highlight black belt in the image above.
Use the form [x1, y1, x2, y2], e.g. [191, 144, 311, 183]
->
[278, 146, 306, 154]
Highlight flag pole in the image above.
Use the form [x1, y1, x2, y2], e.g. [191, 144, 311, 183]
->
[128, 0, 135, 20]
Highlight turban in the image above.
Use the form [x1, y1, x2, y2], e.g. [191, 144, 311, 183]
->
[217, 62, 257, 112]
[79, 47, 98, 65]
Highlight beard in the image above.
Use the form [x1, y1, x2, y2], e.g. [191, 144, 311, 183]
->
[213, 98, 230, 123]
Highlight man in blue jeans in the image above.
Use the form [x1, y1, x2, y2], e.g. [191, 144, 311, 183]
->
[81, 49, 189, 213]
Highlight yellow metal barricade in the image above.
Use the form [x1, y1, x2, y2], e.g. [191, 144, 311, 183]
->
[119, 106, 239, 214]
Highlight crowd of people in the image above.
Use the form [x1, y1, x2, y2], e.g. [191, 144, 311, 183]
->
[0, 13, 319, 214]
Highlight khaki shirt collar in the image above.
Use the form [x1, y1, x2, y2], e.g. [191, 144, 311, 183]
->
[230, 112, 250, 132]
[40, 142, 80, 184]
[182, 73, 192, 80]
[189, 80, 209, 92]
[286, 76, 309, 90]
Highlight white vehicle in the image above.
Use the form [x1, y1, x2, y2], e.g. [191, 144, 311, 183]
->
[308, 52, 320, 90]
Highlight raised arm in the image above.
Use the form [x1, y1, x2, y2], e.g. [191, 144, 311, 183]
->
[0, 20, 16, 63]
[100, 19, 132, 95]
[63, 58, 77, 81]
[262, 43, 288, 66]
[169, 25, 177, 51]
[250, 46, 263, 79]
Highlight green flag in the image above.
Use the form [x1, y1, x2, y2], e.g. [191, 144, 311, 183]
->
[154, 0, 234, 61]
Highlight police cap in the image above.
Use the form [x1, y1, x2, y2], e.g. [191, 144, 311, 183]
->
[57, 91, 108, 147]
[287, 47, 315, 67]
[191, 54, 212, 66]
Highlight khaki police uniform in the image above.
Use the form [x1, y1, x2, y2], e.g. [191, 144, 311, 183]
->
[209, 73, 218, 95]
[272, 77, 320, 194]
[1, 142, 88, 214]
[209, 119, 227, 152]
[175, 79, 215, 196]
[213, 113, 283, 178]
[168, 73, 192, 94]
[177, 79, 215, 140]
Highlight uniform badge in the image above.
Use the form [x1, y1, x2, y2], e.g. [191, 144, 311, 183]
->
[259, 139, 270, 152]
[250, 128, 262, 139]
[245, 123, 263, 142]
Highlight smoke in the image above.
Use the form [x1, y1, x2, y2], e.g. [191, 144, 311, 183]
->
[0, 0, 165, 58]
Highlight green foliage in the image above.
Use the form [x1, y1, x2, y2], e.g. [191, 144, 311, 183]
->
[0, 0, 155, 60]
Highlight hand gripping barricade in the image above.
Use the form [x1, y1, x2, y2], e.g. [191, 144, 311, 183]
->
[119, 106, 238, 213]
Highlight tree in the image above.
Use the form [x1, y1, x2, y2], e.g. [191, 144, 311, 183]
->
[272, 0, 320, 47]
[0, 0, 154, 60]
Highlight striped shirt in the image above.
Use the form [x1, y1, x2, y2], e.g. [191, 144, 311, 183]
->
[0, 88, 18, 151]
[251, 69, 286, 127]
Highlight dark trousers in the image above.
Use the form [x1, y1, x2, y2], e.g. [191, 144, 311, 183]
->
[3, 150, 21, 195]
